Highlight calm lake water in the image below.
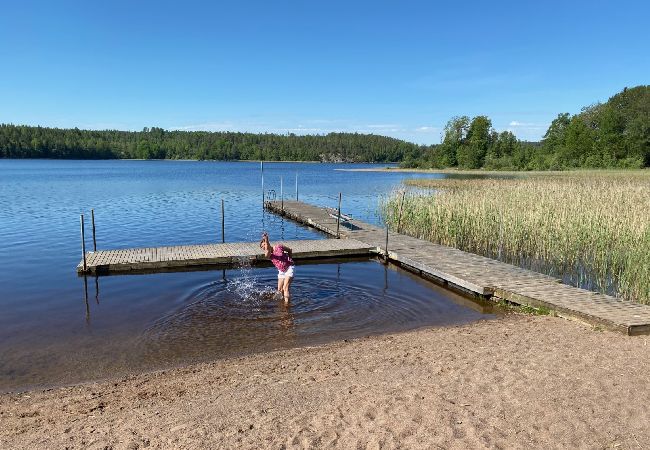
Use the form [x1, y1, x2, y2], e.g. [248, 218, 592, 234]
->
[0, 160, 494, 392]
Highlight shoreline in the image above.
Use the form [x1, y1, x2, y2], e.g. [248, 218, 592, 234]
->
[3, 315, 650, 448]
[1, 319, 477, 396]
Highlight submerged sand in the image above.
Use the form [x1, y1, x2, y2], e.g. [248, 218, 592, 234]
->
[2, 315, 649, 449]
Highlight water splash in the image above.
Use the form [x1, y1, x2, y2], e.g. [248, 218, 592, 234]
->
[226, 256, 277, 305]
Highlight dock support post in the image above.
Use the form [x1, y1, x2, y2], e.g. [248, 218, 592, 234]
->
[80, 214, 87, 273]
[397, 190, 405, 234]
[221, 198, 225, 243]
[280, 176, 284, 211]
[336, 192, 342, 239]
[295, 172, 298, 201]
[261, 161, 265, 207]
[91, 209, 97, 252]
[384, 224, 389, 263]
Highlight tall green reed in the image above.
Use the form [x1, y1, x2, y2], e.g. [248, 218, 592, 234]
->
[381, 173, 650, 303]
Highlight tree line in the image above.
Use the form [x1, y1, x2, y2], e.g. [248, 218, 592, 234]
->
[0, 126, 426, 163]
[2, 85, 647, 169]
[402, 85, 649, 170]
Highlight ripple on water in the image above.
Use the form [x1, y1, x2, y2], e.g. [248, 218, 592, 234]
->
[136, 261, 493, 365]
[1, 161, 485, 392]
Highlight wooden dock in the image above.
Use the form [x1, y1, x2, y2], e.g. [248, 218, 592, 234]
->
[267, 200, 650, 335]
[77, 239, 373, 274]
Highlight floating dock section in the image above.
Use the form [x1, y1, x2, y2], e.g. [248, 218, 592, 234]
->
[266, 200, 650, 336]
[77, 239, 373, 274]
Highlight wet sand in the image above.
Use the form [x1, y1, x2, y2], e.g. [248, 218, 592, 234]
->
[2, 314, 649, 449]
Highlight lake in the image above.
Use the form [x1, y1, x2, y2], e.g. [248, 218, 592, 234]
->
[0, 160, 494, 392]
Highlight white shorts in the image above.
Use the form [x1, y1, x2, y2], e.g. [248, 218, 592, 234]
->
[278, 265, 295, 279]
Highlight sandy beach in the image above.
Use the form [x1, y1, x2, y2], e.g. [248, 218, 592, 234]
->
[2, 314, 649, 449]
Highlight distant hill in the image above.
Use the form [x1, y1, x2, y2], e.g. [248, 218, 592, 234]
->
[0, 125, 426, 163]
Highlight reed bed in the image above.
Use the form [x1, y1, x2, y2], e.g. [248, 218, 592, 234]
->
[381, 171, 650, 303]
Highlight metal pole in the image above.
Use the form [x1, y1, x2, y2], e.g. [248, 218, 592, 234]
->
[91, 209, 97, 252]
[397, 190, 406, 234]
[221, 198, 225, 243]
[295, 172, 298, 201]
[261, 161, 264, 207]
[336, 192, 342, 239]
[280, 176, 284, 211]
[80, 214, 87, 272]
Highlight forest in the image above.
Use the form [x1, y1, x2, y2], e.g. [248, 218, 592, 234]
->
[402, 85, 649, 170]
[1, 86, 647, 169]
[0, 126, 425, 163]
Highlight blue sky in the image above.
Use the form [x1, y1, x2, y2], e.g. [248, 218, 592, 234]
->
[1, 0, 648, 144]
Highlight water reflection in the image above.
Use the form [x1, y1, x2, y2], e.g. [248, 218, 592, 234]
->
[95, 275, 100, 304]
[3, 260, 495, 393]
[80, 274, 101, 322]
[1, 160, 507, 392]
[277, 301, 297, 344]
[83, 275, 89, 323]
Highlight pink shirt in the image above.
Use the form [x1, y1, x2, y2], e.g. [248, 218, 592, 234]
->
[270, 245, 294, 272]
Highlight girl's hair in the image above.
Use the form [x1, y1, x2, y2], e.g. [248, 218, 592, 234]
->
[283, 246, 293, 257]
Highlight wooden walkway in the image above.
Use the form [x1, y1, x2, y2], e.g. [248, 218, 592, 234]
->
[267, 200, 650, 335]
[77, 239, 373, 274]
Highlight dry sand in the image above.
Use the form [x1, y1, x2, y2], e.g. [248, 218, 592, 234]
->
[2, 315, 649, 449]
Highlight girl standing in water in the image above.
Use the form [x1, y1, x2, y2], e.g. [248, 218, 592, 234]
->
[260, 232, 295, 303]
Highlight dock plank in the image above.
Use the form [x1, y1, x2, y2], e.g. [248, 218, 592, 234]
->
[77, 239, 373, 275]
[266, 200, 650, 335]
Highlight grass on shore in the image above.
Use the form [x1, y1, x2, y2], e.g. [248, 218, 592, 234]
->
[381, 170, 650, 303]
